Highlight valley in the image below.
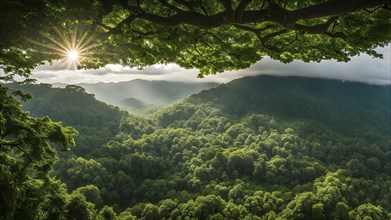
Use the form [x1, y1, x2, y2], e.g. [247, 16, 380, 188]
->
[54, 80, 219, 114]
[8, 75, 391, 219]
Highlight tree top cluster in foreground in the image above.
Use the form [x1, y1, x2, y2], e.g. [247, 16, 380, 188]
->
[1, 0, 390, 80]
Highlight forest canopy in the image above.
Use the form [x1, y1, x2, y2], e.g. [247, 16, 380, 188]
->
[0, 1, 390, 219]
[2, 76, 390, 219]
[1, 0, 390, 79]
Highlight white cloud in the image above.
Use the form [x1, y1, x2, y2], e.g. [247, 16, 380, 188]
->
[31, 46, 391, 85]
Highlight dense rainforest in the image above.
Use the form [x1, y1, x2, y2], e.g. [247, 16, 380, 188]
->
[9, 83, 124, 156]
[2, 75, 391, 219]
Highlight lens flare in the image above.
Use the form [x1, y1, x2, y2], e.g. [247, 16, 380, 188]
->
[67, 50, 79, 61]
[30, 28, 97, 69]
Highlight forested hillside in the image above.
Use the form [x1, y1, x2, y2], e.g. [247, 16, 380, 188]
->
[9, 83, 124, 156]
[9, 76, 391, 219]
[187, 75, 390, 136]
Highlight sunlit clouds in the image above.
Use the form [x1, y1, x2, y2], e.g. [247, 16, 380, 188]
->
[31, 45, 390, 85]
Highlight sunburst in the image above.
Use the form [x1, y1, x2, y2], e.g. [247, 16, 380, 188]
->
[66, 49, 79, 61]
[31, 28, 97, 69]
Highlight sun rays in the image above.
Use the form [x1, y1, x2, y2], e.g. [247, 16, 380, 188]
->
[67, 49, 79, 61]
[30, 28, 97, 70]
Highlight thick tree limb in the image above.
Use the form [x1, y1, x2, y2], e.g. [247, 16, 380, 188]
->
[235, 0, 253, 21]
[108, 0, 386, 31]
[219, 0, 234, 21]
[99, 0, 116, 14]
[260, 29, 289, 51]
[291, 16, 338, 34]
[104, 0, 386, 46]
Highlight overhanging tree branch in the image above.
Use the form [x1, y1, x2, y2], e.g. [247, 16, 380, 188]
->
[103, 0, 387, 34]
[4, 0, 389, 77]
[219, 0, 234, 21]
[234, 0, 253, 21]
[260, 29, 289, 51]
[291, 16, 338, 34]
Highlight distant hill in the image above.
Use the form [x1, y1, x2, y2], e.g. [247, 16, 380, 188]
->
[119, 97, 147, 109]
[75, 79, 219, 113]
[8, 83, 124, 156]
[160, 75, 390, 136]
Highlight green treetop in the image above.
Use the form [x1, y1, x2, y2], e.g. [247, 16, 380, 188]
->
[0, 84, 77, 219]
[1, 0, 390, 79]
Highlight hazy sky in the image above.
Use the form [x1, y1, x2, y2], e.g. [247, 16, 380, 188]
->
[30, 46, 390, 85]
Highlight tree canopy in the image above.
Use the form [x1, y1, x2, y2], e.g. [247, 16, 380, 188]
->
[1, 70, 390, 218]
[1, 0, 390, 79]
[0, 84, 77, 219]
[16, 75, 389, 219]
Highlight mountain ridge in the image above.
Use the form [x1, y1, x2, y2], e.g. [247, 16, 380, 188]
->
[157, 75, 390, 136]
[75, 79, 219, 113]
